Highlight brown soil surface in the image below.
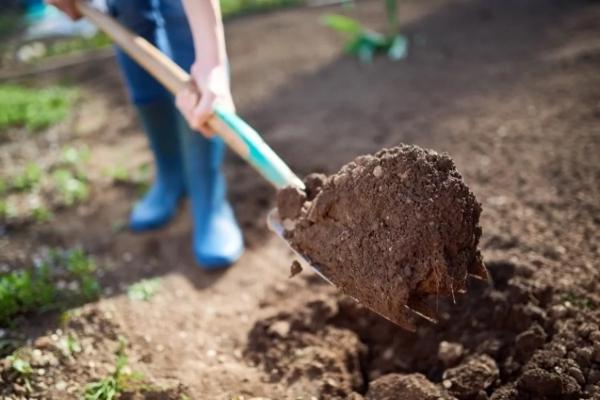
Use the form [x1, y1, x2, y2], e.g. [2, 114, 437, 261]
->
[277, 145, 484, 330]
[2, 0, 600, 398]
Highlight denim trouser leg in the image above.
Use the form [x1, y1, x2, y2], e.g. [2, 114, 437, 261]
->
[107, 0, 169, 104]
[156, 0, 196, 72]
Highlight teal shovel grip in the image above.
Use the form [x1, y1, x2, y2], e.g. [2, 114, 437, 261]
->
[212, 106, 304, 190]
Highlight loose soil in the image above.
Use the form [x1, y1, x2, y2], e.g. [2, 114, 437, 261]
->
[277, 145, 485, 329]
[1, 0, 599, 398]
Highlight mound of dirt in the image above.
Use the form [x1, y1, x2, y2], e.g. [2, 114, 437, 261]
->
[277, 145, 486, 329]
[246, 261, 600, 399]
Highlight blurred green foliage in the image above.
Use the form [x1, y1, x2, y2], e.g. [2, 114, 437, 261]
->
[0, 84, 76, 133]
[323, 0, 408, 62]
[220, 0, 300, 18]
[128, 278, 161, 301]
[84, 339, 144, 400]
[44, 32, 112, 59]
[0, 248, 100, 326]
[11, 163, 42, 191]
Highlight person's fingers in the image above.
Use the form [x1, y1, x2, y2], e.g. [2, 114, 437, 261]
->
[176, 89, 215, 138]
[190, 95, 215, 135]
[176, 89, 197, 122]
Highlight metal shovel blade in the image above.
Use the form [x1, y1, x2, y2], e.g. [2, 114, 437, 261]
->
[266, 208, 334, 286]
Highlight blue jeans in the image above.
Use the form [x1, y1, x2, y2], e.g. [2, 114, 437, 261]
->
[107, 0, 195, 104]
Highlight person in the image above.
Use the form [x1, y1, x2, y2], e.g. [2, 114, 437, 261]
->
[46, 0, 244, 269]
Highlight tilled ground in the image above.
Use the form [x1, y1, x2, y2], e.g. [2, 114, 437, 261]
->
[1, 0, 599, 398]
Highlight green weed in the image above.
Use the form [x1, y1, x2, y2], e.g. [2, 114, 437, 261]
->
[11, 163, 42, 192]
[84, 339, 143, 400]
[128, 278, 161, 302]
[323, 0, 408, 63]
[52, 169, 89, 205]
[0, 200, 12, 219]
[58, 334, 81, 357]
[7, 354, 33, 376]
[220, 0, 299, 18]
[6, 351, 34, 392]
[61, 145, 90, 166]
[104, 165, 130, 184]
[31, 204, 52, 222]
[0, 248, 100, 326]
[0, 84, 76, 133]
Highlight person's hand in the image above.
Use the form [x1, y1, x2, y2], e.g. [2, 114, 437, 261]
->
[176, 63, 235, 138]
[45, 0, 82, 20]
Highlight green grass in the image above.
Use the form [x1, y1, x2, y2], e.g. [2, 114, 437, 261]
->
[220, 0, 300, 18]
[10, 163, 42, 191]
[0, 84, 76, 133]
[0, 248, 100, 326]
[1, 145, 91, 223]
[128, 278, 161, 301]
[44, 32, 112, 59]
[52, 168, 89, 205]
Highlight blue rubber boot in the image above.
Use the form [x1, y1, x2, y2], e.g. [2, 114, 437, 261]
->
[129, 100, 185, 231]
[176, 115, 244, 269]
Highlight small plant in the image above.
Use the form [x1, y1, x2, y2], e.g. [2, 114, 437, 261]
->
[0, 248, 100, 326]
[64, 248, 100, 300]
[0, 200, 14, 219]
[128, 278, 161, 301]
[7, 354, 33, 376]
[61, 145, 90, 166]
[84, 339, 143, 400]
[52, 168, 89, 205]
[58, 334, 82, 358]
[31, 204, 52, 222]
[323, 0, 408, 62]
[105, 165, 131, 184]
[11, 163, 43, 192]
[0, 84, 77, 132]
[0, 266, 55, 325]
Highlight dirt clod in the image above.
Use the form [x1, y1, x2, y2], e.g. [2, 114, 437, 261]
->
[438, 341, 465, 368]
[277, 185, 307, 220]
[366, 373, 454, 400]
[277, 145, 484, 329]
[442, 355, 500, 398]
[289, 260, 303, 278]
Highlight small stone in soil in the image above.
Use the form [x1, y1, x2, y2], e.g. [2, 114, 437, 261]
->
[438, 341, 464, 367]
[289, 260, 303, 278]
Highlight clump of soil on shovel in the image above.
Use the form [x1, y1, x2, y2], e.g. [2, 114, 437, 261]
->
[277, 145, 486, 329]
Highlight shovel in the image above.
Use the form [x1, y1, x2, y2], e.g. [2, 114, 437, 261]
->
[74, 2, 328, 280]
